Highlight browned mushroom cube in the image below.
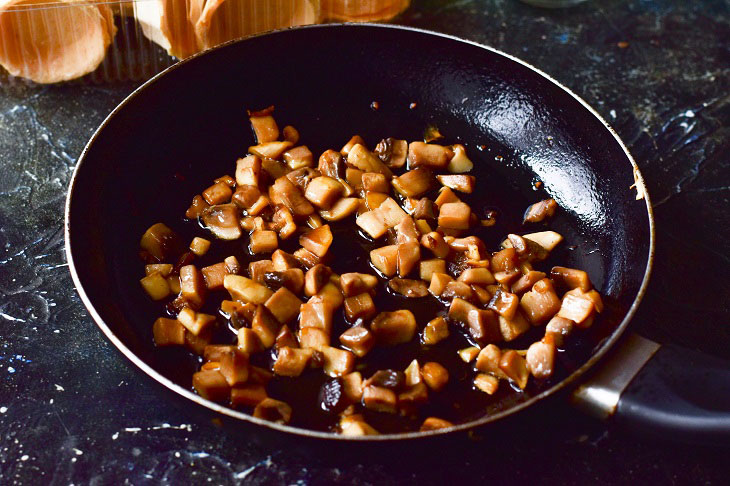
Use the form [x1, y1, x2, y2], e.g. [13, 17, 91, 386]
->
[422, 316, 449, 345]
[420, 232, 450, 259]
[311, 282, 344, 309]
[499, 350, 529, 389]
[346, 144, 392, 176]
[388, 278, 429, 298]
[224, 275, 274, 304]
[407, 142, 452, 169]
[340, 415, 379, 436]
[523, 198, 557, 223]
[140, 223, 180, 261]
[250, 112, 279, 143]
[265, 269, 305, 295]
[292, 247, 322, 269]
[249, 140, 293, 160]
[370, 245, 399, 277]
[378, 198, 409, 227]
[230, 384, 268, 408]
[392, 168, 433, 197]
[371, 310, 417, 345]
[251, 304, 281, 348]
[474, 373, 499, 395]
[341, 135, 366, 155]
[458, 346, 480, 363]
[264, 287, 302, 325]
[232, 184, 263, 211]
[192, 369, 230, 402]
[498, 311, 530, 342]
[235, 155, 262, 187]
[557, 291, 595, 326]
[362, 172, 389, 193]
[344, 293, 377, 322]
[282, 125, 299, 144]
[237, 327, 263, 354]
[153, 317, 186, 346]
[283, 145, 314, 170]
[448, 298, 502, 345]
[202, 181, 233, 205]
[446, 144, 473, 173]
[526, 341, 556, 379]
[520, 278, 562, 325]
[339, 326, 376, 357]
[275, 325, 299, 350]
[362, 385, 397, 413]
[488, 289, 520, 319]
[457, 267, 495, 286]
[248, 260, 274, 284]
[299, 224, 333, 257]
[434, 186, 461, 208]
[300, 301, 334, 334]
[177, 307, 216, 336]
[186, 195, 209, 219]
[270, 176, 315, 217]
[178, 265, 205, 308]
[221, 300, 256, 322]
[273, 346, 313, 377]
[342, 371, 365, 403]
[438, 202, 471, 230]
[428, 273, 454, 297]
[201, 204, 242, 240]
[441, 281, 475, 302]
[185, 328, 213, 355]
[320, 346, 356, 377]
[249, 230, 278, 254]
[269, 250, 298, 273]
[511, 270, 547, 295]
[339, 273, 378, 297]
[545, 316, 574, 347]
[140, 272, 171, 301]
[298, 327, 330, 349]
[145, 264, 173, 277]
[304, 264, 331, 296]
[356, 209, 388, 239]
[396, 241, 421, 277]
[304, 176, 343, 209]
[205, 346, 249, 386]
[551, 266, 592, 292]
[404, 359, 422, 387]
[421, 362, 449, 391]
[420, 417, 454, 431]
[475, 344, 506, 378]
[189, 237, 211, 257]
[253, 398, 292, 424]
[200, 262, 226, 291]
[418, 258, 446, 282]
[436, 174, 475, 193]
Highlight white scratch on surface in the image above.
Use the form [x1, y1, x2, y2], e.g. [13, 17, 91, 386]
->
[0, 312, 26, 323]
[54, 384, 64, 391]
[72, 448, 83, 456]
[124, 427, 142, 433]
[0, 407, 7, 413]
[111, 432, 119, 440]
[7, 367, 15, 373]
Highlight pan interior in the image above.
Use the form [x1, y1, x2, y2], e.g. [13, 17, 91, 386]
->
[67, 25, 651, 436]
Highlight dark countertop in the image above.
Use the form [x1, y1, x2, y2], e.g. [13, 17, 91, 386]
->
[1, 0, 728, 484]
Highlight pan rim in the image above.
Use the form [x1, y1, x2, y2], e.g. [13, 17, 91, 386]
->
[64, 22, 655, 442]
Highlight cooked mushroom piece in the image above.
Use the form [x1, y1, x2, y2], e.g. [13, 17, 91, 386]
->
[204, 345, 249, 386]
[473, 373, 499, 395]
[487, 289, 520, 319]
[249, 111, 279, 143]
[300, 301, 334, 334]
[448, 298, 501, 345]
[231, 384, 268, 408]
[235, 155, 262, 187]
[202, 181, 233, 206]
[140, 272, 171, 301]
[388, 278, 429, 298]
[346, 143, 393, 176]
[264, 287, 302, 325]
[457, 268, 496, 286]
[344, 293, 377, 322]
[248, 141, 293, 160]
[422, 316, 449, 345]
[526, 340, 556, 379]
[224, 275, 274, 304]
[186, 195, 210, 219]
[249, 230, 278, 254]
[273, 346, 313, 377]
[551, 266, 592, 292]
[304, 176, 343, 209]
[458, 346, 480, 363]
[339, 272, 378, 297]
[153, 318, 186, 346]
[237, 327, 263, 354]
[438, 202, 472, 230]
[371, 310, 417, 345]
[339, 414, 378, 436]
[201, 204, 242, 240]
[192, 369, 230, 402]
[269, 176, 315, 217]
[362, 385, 397, 413]
[320, 197, 360, 221]
[407, 142, 453, 169]
[523, 198, 558, 223]
[419, 258, 447, 282]
[428, 272, 455, 297]
[421, 362, 449, 391]
[446, 144, 473, 173]
[436, 174, 475, 193]
[374, 137, 408, 168]
[370, 245, 399, 277]
[557, 290, 596, 326]
[179, 265, 206, 309]
[339, 326, 376, 357]
[283, 145, 314, 170]
[320, 346, 356, 377]
[140, 223, 180, 261]
[299, 224, 333, 257]
[498, 310, 530, 342]
[253, 398, 292, 424]
[499, 350, 529, 389]
[362, 172, 389, 193]
[298, 326, 330, 349]
[520, 278, 562, 325]
[392, 168, 433, 197]
[511, 270, 547, 295]
[397, 241, 421, 277]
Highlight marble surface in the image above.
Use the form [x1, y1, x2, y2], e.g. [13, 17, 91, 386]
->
[0, 0, 728, 484]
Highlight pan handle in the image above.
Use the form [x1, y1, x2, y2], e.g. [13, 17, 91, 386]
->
[571, 333, 730, 444]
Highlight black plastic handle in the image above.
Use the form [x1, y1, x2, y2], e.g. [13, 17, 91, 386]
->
[616, 344, 730, 445]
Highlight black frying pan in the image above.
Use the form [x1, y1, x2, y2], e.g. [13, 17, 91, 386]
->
[64, 24, 730, 447]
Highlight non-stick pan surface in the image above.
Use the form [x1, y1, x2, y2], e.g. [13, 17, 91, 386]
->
[65, 24, 653, 441]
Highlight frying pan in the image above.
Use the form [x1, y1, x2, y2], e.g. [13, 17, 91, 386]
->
[64, 24, 730, 447]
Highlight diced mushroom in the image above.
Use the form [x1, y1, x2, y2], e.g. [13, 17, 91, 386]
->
[551, 266, 592, 292]
[428, 273, 455, 297]
[273, 346, 313, 377]
[545, 316, 574, 347]
[224, 275, 274, 304]
[434, 187, 461, 208]
[438, 202, 471, 230]
[340, 414, 378, 436]
[202, 181, 233, 206]
[264, 287, 302, 325]
[345, 167, 364, 189]
[370, 245, 399, 277]
[397, 241, 421, 277]
[474, 373, 499, 395]
[249, 111, 279, 143]
[341, 135, 366, 156]
[282, 126, 300, 145]
[300, 301, 334, 334]
[320, 197, 359, 221]
[388, 278, 428, 298]
[475, 344, 506, 378]
[487, 289, 520, 319]
[263, 269, 305, 295]
[145, 264, 173, 277]
[403, 359, 422, 387]
[392, 168, 433, 197]
[249, 230, 278, 254]
[421, 362, 449, 391]
[342, 291, 376, 321]
[362, 172, 389, 193]
[185, 329, 214, 355]
[140, 272, 171, 301]
[304, 176, 343, 209]
[140, 223, 180, 261]
[153, 317, 186, 346]
[248, 260, 274, 284]
[339, 326, 375, 358]
[522, 231, 563, 251]
[420, 417, 454, 431]
[235, 155, 262, 187]
[204, 345, 249, 386]
[378, 198, 408, 227]
[285, 167, 320, 191]
[237, 328, 263, 354]
[339, 273, 378, 297]
[520, 278, 562, 325]
[253, 398, 292, 424]
[231, 384, 268, 408]
[407, 142, 453, 169]
[292, 247, 323, 269]
[398, 383, 429, 413]
[356, 210, 388, 239]
[511, 271, 547, 295]
[299, 224, 333, 257]
[304, 264, 331, 296]
[371, 310, 417, 345]
[446, 144, 473, 173]
[311, 282, 345, 310]
[457, 268, 496, 286]
[299, 326, 330, 349]
[199, 262, 225, 290]
[346, 143, 393, 176]
[395, 216, 420, 245]
[523, 198, 557, 223]
[422, 316, 449, 345]
[457, 346, 480, 363]
[557, 291, 595, 326]
[180, 265, 206, 308]
[448, 298, 501, 345]
[420, 232, 450, 259]
[248, 141, 293, 160]
[526, 341, 556, 379]
[192, 369, 230, 402]
[498, 311, 530, 342]
[436, 174, 475, 193]
[186, 195, 210, 219]
[252, 305, 283, 348]
[269, 249, 299, 271]
[499, 350, 529, 389]
[374, 137, 408, 168]
[283, 146, 313, 170]
[471, 285, 491, 306]
[269, 176, 315, 217]
[320, 346, 356, 377]
[362, 385, 397, 413]
[274, 325, 299, 350]
[441, 281, 475, 302]
[419, 259, 447, 282]
[201, 204, 242, 240]
[189, 237, 211, 257]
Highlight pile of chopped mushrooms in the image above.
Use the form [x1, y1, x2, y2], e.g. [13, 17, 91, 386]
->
[138, 105, 604, 435]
